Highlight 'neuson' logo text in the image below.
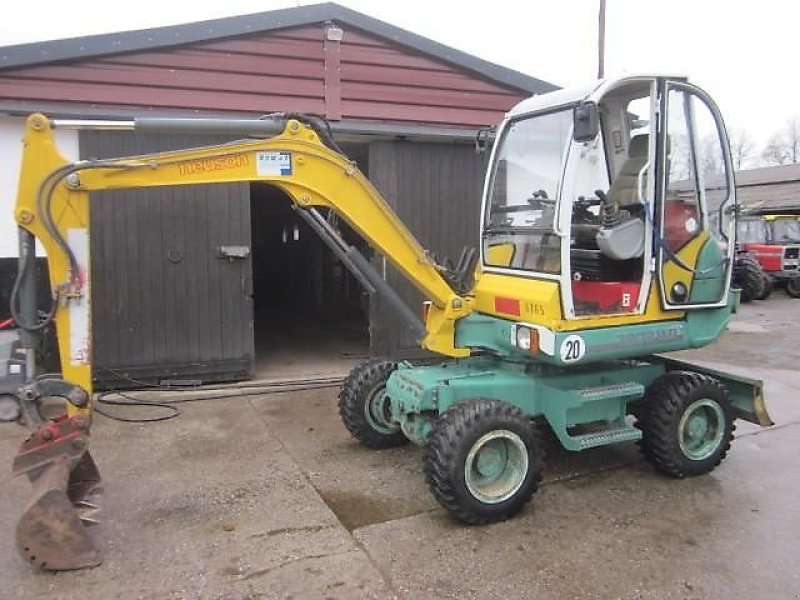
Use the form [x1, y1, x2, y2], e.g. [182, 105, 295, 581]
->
[178, 154, 250, 176]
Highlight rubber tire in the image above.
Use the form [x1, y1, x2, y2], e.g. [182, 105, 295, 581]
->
[755, 274, 772, 300]
[733, 254, 764, 303]
[637, 371, 734, 478]
[786, 277, 800, 298]
[425, 398, 544, 525]
[338, 359, 406, 449]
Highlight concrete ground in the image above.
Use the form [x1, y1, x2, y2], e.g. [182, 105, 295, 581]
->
[1, 296, 799, 600]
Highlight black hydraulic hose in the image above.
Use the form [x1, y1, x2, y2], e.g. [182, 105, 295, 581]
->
[9, 237, 57, 332]
[93, 366, 344, 423]
[36, 163, 85, 283]
[11, 160, 141, 332]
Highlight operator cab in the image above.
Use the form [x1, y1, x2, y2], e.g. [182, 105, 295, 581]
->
[482, 75, 736, 318]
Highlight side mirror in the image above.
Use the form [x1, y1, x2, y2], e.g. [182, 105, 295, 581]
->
[573, 102, 599, 142]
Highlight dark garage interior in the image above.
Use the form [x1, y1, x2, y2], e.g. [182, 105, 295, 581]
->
[250, 182, 370, 379]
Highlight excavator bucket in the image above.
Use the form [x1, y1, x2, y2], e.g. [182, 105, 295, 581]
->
[13, 415, 102, 570]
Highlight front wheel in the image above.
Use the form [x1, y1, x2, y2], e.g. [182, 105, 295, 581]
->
[425, 398, 544, 524]
[637, 372, 734, 478]
[339, 359, 406, 449]
[786, 277, 800, 298]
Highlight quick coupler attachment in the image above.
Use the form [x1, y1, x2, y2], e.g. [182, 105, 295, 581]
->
[12, 414, 102, 570]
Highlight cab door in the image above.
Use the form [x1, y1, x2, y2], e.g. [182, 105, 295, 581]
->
[656, 80, 736, 309]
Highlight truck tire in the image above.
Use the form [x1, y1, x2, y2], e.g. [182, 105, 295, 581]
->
[339, 359, 406, 449]
[425, 398, 543, 524]
[786, 277, 800, 298]
[733, 254, 764, 303]
[755, 274, 772, 300]
[637, 372, 734, 478]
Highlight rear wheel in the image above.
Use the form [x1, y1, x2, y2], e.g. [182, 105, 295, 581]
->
[733, 254, 764, 303]
[339, 359, 406, 449]
[637, 372, 734, 478]
[786, 277, 800, 298]
[425, 398, 543, 524]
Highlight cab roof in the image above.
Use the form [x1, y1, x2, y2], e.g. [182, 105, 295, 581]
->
[507, 74, 689, 119]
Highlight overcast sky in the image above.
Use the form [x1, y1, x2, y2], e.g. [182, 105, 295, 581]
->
[1, 0, 796, 160]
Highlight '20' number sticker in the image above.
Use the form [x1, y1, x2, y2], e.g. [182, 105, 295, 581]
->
[560, 335, 586, 363]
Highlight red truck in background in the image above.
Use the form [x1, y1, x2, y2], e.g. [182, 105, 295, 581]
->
[737, 209, 800, 298]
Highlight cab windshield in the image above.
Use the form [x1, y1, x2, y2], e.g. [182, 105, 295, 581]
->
[484, 110, 572, 274]
[738, 217, 768, 244]
[772, 219, 800, 243]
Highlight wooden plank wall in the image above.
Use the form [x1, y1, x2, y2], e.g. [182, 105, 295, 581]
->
[367, 140, 488, 357]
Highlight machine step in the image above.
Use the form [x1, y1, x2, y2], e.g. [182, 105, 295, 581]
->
[571, 426, 642, 450]
[575, 381, 645, 403]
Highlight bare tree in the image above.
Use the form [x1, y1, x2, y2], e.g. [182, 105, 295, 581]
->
[697, 135, 720, 176]
[761, 116, 800, 165]
[728, 128, 755, 170]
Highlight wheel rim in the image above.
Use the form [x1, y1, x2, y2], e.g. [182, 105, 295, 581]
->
[678, 399, 726, 461]
[464, 430, 529, 504]
[363, 386, 399, 435]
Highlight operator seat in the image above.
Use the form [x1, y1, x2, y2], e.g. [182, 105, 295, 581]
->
[607, 134, 649, 209]
[571, 134, 649, 282]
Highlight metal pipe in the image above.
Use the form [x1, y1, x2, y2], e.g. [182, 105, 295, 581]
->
[17, 228, 39, 382]
[307, 208, 349, 253]
[346, 250, 427, 342]
[293, 207, 425, 341]
[50, 117, 286, 135]
[51, 119, 136, 130]
[292, 207, 376, 295]
[134, 118, 285, 136]
[48, 115, 485, 142]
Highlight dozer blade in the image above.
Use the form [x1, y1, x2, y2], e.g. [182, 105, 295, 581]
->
[13, 416, 103, 570]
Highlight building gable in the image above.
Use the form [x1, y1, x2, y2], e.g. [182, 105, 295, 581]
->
[0, 4, 556, 128]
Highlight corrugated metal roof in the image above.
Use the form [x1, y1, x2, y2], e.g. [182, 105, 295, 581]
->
[0, 2, 557, 96]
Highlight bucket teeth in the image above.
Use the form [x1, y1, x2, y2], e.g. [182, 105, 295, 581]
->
[74, 500, 101, 526]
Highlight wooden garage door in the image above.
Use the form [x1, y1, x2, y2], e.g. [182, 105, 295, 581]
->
[80, 131, 253, 385]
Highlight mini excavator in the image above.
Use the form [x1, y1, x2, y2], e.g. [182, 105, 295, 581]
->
[8, 75, 772, 570]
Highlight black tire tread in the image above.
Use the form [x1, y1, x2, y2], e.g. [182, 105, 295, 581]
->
[786, 277, 800, 298]
[425, 398, 544, 525]
[338, 359, 406, 449]
[755, 274, 772, 300]
[637, 371, 734, 478]
[733, 254, 765, 303]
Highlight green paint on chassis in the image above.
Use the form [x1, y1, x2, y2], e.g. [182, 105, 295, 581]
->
[385, 302, 763, 448]
[388, 356, 661, 448]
